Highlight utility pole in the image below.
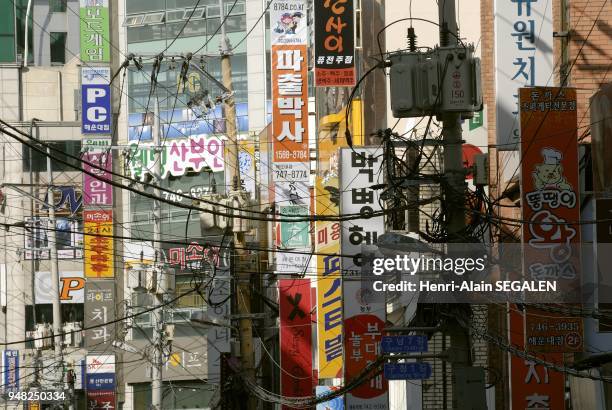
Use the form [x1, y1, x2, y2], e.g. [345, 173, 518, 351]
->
[218, 1, 256, 408]
[45, 143, 65, 402]
[151, 96, 164, 410]
[437, 2, 478, 409]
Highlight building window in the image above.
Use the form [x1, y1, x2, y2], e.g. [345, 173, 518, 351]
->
[50, 0, 67, 13]
[50, 32, 66, 64]
[23, 140, 82, 172]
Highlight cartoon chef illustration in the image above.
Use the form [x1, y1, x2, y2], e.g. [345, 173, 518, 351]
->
[532, 148, 573, 191]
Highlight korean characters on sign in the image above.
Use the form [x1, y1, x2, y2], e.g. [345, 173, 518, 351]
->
[84, 210, 114, 278]
[272, 45, 309, 163]
[494, 0, 553, 149]
[510, 309, 565, 410]
[519, 87, 580, 299]
[84, 281, 115, 351]
[79, 0, 110, 63]
[314, 0, 356, 86]
[340, 148, 385, 275]
[83, 145, 112, 206]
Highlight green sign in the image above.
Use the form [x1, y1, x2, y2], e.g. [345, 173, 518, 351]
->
[279, 206, 310, 248]
[469, 109, 483, 131]
[79, 0, 110, 63]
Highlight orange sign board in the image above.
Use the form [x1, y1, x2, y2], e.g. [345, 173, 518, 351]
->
[510, 308, 565, 410]
[271, 44, 309, 163]
[525, 309, 583, 353]
[519, 87, 583, 353]
[84, 210, 114, 278]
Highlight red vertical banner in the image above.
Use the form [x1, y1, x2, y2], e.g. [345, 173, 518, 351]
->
[519, 86, 583, 352]
[279, 279, 313, 407]
[520, 86, 580, 295]
[509, 308, 565, 410]
[513, 86, 580, 408]
[271, 44, 309, 164]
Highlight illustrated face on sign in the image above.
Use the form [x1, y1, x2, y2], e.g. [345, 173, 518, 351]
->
[532, 148, 573, 191]
[275, 13, 294, 33]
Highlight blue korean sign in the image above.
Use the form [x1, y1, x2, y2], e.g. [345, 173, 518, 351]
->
[81, 67, 112, 134]
[384, 362, 432, 380]
[381, 335, 428, 353]
[86, 373, 115, 390]
[2, 350, 19, 392]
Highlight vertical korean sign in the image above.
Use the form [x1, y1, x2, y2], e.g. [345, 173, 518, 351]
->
[271, 0, 311, 273]
[84, 210, 114, 278]
[314, 0, 355, 86]
[494, 0, 553, 149]
[279, 279, 313, 407]
[84, 280, 115, 351]
[83, 141, 113, 206]
[80, 0, 110, 63]
[315, 114, 346, 379]
[520, 87, 581, 304]
[340, 147, 387, 410]
[2, 350, 19, 393]
[81, 67, 112, 134]
[509, 309, 565, 410]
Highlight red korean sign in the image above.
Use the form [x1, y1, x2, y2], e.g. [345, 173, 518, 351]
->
[509, 308, 565, 410]
[519, 87, 582, 352]
[87, 390, 116, 410]
[271, 44, 309, 163]
[279, 279, 313, 408]
[314, 0, 355, 86]
[345, 315, 387, 399]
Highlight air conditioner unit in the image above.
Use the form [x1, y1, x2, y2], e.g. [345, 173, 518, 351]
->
[63, 322, 83, 347]
[34, 323, 53, 350]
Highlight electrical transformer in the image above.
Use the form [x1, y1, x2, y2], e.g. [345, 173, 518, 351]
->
[389, 44, 482, 118]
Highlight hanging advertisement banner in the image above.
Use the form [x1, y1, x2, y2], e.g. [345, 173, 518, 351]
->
[340, 147, 385, 276]
[2, 350, 19, 393]
[83, 149, 113, 206]
[314, 0, 355, 86]
[279, 279, 313, 407]
[35, 271, 85, 304]
[340, 146, 387, 409]
[84, 210, 114, 278]
[79, 0, 110, 63]
[315, 114, 344, 379]
[81, 67, 112, 134]
[271, 44, 309, 164]
[127, 134, 224, 181]
[509, 308, 565, 410]
[315, 106, 363, 379]
[494, 0, 553, 150]
[519, 87, 583, 352]
[84, 280, 115, 351]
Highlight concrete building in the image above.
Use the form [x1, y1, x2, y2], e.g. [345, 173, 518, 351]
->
[0, 1, 90, 409]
